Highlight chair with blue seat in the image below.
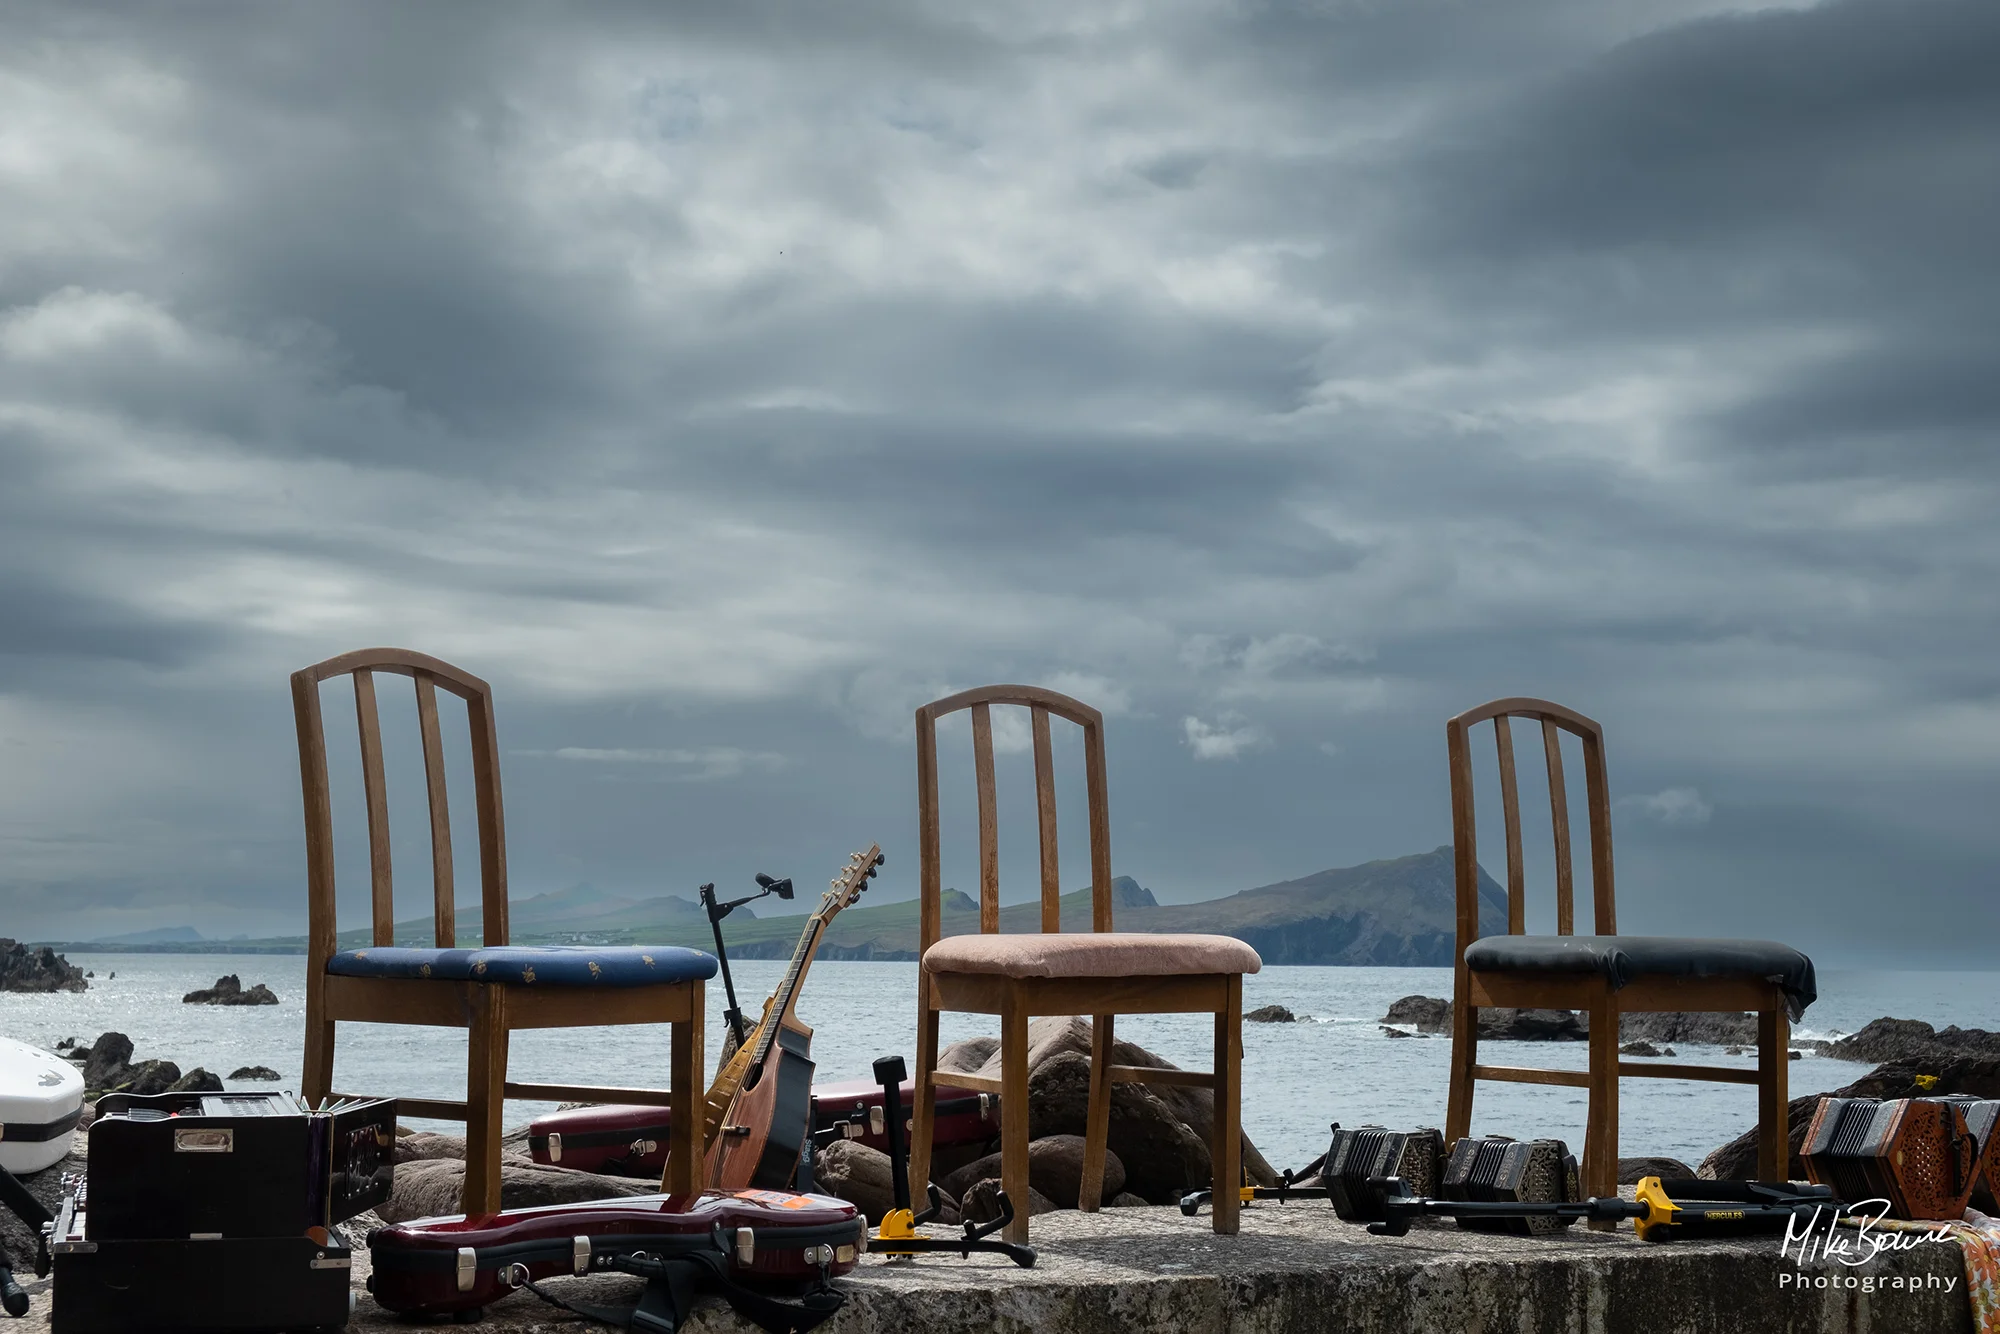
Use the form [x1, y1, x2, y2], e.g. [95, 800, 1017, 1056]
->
[291, 647, 716, 1215]
[1444, 697, 1816, 1207]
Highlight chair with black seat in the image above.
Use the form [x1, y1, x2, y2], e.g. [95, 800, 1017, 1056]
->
[906, 685, 1263, 1243]
[1444, 697, 1816, 1204]
[292, 647, 717, 1215]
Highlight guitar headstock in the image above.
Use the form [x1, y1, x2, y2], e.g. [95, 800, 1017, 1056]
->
[818, 845, 884, 919]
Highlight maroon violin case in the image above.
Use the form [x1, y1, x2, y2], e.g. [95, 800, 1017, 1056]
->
[527, 1076, 998, 1177]
[367, 1188, 864, 1326]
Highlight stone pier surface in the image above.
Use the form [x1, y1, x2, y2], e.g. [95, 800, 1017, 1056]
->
[8, 1203, 1973, 1332]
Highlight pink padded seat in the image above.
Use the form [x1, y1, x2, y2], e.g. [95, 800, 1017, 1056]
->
[923, 932, 1262, 980]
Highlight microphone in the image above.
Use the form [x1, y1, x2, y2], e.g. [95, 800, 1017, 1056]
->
[2, 1267, 29, 1318]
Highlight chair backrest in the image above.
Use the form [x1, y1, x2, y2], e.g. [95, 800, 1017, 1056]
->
[1446, 696, 1615, 947]
[291, 648, 509, 965]
[914, 685, 1112, 955]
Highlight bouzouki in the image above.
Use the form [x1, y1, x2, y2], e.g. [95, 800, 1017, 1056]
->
[700, 846, 883, 1191]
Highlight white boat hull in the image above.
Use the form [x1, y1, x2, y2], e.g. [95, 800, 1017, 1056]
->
[0, 1035, 86, 1173]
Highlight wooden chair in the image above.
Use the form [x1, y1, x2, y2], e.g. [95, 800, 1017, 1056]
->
[1444, 697, 1817, 1205]
[906, 685, 1262, 1243]
[292, 647, 716, 1214]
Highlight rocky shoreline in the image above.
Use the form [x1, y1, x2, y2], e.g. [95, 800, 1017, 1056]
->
[0, 940, 86, 993]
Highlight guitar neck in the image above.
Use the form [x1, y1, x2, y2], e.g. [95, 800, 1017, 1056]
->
[754, 913, 826, 1060]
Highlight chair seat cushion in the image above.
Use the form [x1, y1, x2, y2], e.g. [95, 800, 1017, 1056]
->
[922, 932, 1262, 980]
[325, 945, 717, 987]
[1463, 935, 1816, 1020]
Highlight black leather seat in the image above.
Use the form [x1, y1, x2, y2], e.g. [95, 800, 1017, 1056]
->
[1464, 935, 1816, 1020]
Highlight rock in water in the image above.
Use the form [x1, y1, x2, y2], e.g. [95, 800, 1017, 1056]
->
[0, 939, 88, 992]
[1825, 1017, 2000, 1066]
[1245, 1005, 1295, 1023]
[1620, 1041, 1663, 1057]
[938, 1135, 1127, 1208]
[228, 1065, 282, 1081]
[82, 1033, 136, 1089]
[182, 975, 280, 1005]
[377, 1159, 655, 1224]
[1618, 1156, 1695, 1184]
[1381, 995, 1450, 1032]
[169, 1068, 224, 1093]
[1621, 1011, 1757, 1045]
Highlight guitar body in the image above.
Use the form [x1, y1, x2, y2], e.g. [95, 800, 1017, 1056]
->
[690, 846, 882, 1193]
[705, 1024, 816, 1191]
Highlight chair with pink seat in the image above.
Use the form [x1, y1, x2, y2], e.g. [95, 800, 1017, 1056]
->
[905, 684, 1262, 1242]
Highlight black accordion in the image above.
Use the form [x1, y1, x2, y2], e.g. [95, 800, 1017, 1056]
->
[1440, 1136, 1581, 1235]
[48, 1091, 395, 1333]
[1323, 1125, 1445, 1223]
[1943, 1096, 2000, 1215]
[1801, 1095, 1983, 1222]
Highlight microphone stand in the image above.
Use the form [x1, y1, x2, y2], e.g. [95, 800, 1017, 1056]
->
[699, 874, 794, 1053]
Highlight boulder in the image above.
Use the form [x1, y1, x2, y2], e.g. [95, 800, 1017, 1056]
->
[815, 1139, 963, 1225]
[1107, 1191, 1150, 1207]
[936, 1035, 999, 1074]
[1697, 1056, 2000, 1180]
[1618, 1156, 1695, 1185]
[960, 1178, 1058, 1225]
[378, 1158, 654, 1224]
[961, 1015, 1279, 1192]
[111, 1060, 184, 1096]
[228, 1065, 283, 1081]
[169, 1068, 224, 1093]
[1381, 995, 1449, 1032]
[82, 1033, 137, 1089]
[1245, 1005, 1295, 1023]
[1017, 1049, 1210, 1204]
[182, 975, 280, 1005]
[395, 1132, 471, 1164]
[938, 1135, 1126, 1208]
[1619, 1041, 1662, 1057]
[0, 939, 87, 992]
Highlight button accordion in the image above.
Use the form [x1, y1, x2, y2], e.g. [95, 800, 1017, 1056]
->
[1323, 1125, 1445, 1223]
[1799, 1095, 1982, 1221]
[1440, 1136, 1582, 1235]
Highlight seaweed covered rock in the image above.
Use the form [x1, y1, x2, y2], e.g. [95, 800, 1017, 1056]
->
[0, 938, 87, 992]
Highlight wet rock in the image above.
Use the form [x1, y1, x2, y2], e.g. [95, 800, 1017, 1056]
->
[1620, 1041, 1663, 1057]
[54, 1036, 83, 1052]
[82, 1032, 135, 1088]
[377, 1158, 654, 1224]
[112, 1060, 184, 1096]
[960, 1178, 1057, 1225]
[938, 1135, 1126, 1209]
[168, 1067, 224, 1093]
[229, 1065, 283, 1081]
[1618, 1156, 1696, 1185]
[182, 974, 280, 1005]
[1724, 1046, 1745, 1056]
[1789, 1050, 1802, 1060]
[0, 939, 87, 992]
[1379, 1026, 1423, 1039]
[1246, 1005, 1295, 1023]
[1382, 995, 1449, 1032]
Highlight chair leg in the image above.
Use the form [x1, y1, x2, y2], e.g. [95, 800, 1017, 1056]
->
[909, 976, 941, 1199]
[1445, 982, 1476, 1146]
[461, 985, 509, 1216]
[1585, 988, 1619, 1222]
[665, 980, 704, 1200]
[999, 991, 1031, 1244]
[1079, 1013, 1114, 1212]
[1759, 1007, 1791, 1181]
[1210, 974, 1243, 1236]
[302, 983, 335, 1108]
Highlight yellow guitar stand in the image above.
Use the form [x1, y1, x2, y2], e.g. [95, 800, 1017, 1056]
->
[865, 1056, 1035, 1268]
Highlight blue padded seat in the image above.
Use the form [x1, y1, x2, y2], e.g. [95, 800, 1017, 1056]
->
[1463, 935, 1816, 1021]
[325, 945, 717, 988]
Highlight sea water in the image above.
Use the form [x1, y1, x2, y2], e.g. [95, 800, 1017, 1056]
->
[5, 954, 1995, 1174]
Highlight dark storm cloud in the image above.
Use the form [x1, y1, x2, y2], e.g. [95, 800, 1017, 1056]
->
[0, 0, 1994, 958]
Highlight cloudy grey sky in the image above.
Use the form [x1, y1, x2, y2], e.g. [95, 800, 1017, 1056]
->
[1, 0, 1995, 964]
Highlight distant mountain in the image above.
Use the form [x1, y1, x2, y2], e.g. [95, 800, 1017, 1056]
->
[39, 852, 1501, 965]
[92, 925, 205, 944]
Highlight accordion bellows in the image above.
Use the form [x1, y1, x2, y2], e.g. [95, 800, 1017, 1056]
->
[1440, 1136, 1581, 1235]
[1324, 1125, 1445, 1222]
[1800, 1096, 1982, 1221]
